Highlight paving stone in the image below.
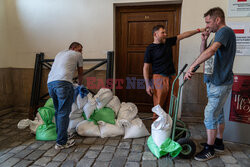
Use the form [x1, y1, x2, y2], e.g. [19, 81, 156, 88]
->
[89, 145, 103, 151]
[125, 161, 140, 167]
[220, 155, 237, 164]
[95, 138, 108, 145]
[144, 144, 150, 151]
[114, 148, 129, 157]
[25, 150, 45, 161]
[0, 153, 14, 163]
[158, 157, 174, 167]
[66, 152, 84, 162]
[112, 136, 122, 140]
[44, 148, 60, 157]
[34, 156, 52, 166]
[128, 152, 142, 161]
[237, 158, 250, 167]
[53, 152, 68, 162]
[102, 145, 116, 153]
[38, 142, 54, 150]
[105, 139, 120, 146]
[118, 141, 131, 149]
[232, 151, 248, 159]
[60, 146, 76, 154]
[0, 157, 20, 167]
[142, 160, 157, 167]
[110, 156, 127, 167]
[82, 137, 97, 145]
[45, 161, 61, 167]
[92, 161, 109, 167]
[14, 149, 33, 158]
[75, 138, 83, 145]
[121, 138, 132, 142]
[207, 157, 225, 167]
[225, 164, 241, 167]
[27, 142, 44, 150]
[84, 150, 100, 159]
[76, 158, 95, 167]
[131, 144, 143, 152]
[132, 138, 145, 145]
[174, 158, 191, 164]
[22, 138, 36, 146]
[191, 159, 208, 167]
[97, 152, 113, 161]
[174, 163, 191, 167]
[61, 160, 75, 167]
[142, 151, 157, 161]
[13, 159, 33, 167]
[9, 145, 27, 154]
[74, 145, 89, 153]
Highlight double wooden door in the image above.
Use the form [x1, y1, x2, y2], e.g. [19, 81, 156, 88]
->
[115, 5, 181, 113]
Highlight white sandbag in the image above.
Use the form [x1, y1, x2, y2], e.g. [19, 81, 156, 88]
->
[68, 117, 84, 133]
[106, 96, 121, 116]
[30, 115, 44, 134]
[98, 120, 124, 138]
[76, 120, 100, 137]
[83, 93, 97, 119]
[151, 105, 172, 147]
[152, 104, 167, 118]
[95, 88, 113, 109]
[76, 94, 88, 109]
[124, 118, 150, 139]
[69, 108, 83, 120]
[117, 102, 138, 122]
[117, 119, 130, 127]
[17, 119, 30, 129]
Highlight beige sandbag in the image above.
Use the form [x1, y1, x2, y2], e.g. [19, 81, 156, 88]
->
[76, 120, 100, 137]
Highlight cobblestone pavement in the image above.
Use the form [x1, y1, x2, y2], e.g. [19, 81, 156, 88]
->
[0, 110, 249, 167]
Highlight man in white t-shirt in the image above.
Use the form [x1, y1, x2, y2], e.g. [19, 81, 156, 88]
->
[47, 42, 83, 149]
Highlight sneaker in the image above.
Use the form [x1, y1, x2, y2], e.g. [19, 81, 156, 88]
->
[68, 133, 76, 140]
[194, 145, 215, 161]
[200, 142, 224, 152]
[55, 139, 75, 150]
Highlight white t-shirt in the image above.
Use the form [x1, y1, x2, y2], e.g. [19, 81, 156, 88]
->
[47, 50, 83, 83]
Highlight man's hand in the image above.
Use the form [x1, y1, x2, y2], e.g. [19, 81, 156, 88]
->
[146, 85, 154, 96]
[201, 28, 210, 41]
[184, 66, 195, 80]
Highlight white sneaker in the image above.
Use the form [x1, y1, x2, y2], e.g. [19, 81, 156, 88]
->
[55, 139, 75, 150]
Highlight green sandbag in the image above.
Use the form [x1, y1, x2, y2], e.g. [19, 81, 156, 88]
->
[147, 136, 182, 158]
[44, 98, 54, 109]
[89, 107, 115, 125]
[36, 107, 57, 141]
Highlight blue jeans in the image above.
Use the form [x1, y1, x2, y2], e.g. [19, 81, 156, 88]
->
[48, 81, 74, 145]
[204, 82, 232, 129]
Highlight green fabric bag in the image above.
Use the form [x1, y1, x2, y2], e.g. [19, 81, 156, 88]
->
[89, 107, 115, 125]
[36, 107, 57, 141]
[44, 98, 54, 109]
[147, 136, 182, 158]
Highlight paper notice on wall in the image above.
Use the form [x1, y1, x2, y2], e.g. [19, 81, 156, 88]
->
[228, 22, 250, 56]
[228, 0, 250, 17]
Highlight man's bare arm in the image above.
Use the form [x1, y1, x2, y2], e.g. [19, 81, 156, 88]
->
[177, 28, 205, 41]
[77, 67, 83, 85]
[143, 63, 153, 96]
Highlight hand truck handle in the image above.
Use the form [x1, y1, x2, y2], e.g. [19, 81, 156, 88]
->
[180, 64, 188, 73]
[192, 64, 200, 73]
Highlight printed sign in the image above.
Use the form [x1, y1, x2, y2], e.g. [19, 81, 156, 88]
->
[228, 0, 250, 17]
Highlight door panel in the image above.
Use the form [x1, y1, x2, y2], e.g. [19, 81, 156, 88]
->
[116, 5, 181, 113]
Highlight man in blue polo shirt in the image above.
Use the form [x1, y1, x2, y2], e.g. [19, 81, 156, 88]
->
[184, 7, 236, 161]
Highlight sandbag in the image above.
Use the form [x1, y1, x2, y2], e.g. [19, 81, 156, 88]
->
[76, 120, 100, 137]
[123, 118, 150, 139]
[83, 93, 97, 119]
[94, 88, 113, 109]
[147, 136, 182, 158]
[44, 98, 54, 109]
[68, 117, 85, 133]
[76, 94, 88, 109]
[30, 114, 44, 134]
[106, 96, 121, 116]
[90, 107, 115, 125]
[117, 102, 138, 126]
[69, 102, 83, 119]
[98, 120, 124, 138]
[151, 105, 172, 147]
[17, 119, 30, 129]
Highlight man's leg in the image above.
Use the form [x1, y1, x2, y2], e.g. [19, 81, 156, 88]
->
[216, 123, 225, 139]
[207, 129, 217, 145]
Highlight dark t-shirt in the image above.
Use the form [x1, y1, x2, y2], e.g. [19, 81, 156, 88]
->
[144, 37, 177, 76]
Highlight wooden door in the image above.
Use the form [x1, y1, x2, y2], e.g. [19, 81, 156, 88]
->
[115, 5, 181, 113]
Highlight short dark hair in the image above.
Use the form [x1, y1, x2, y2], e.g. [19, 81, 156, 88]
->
[204, 7, 225, 22]
[69, 42, 82, 50]
[152, 25, 165, 36]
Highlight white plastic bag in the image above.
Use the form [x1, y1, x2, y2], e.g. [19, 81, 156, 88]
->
[68, 117, 84, 133]
[106, 96, 121, 116]
[124, 118, 150, 139]
[17, 119, 30, 129]
[83, 93, 97, 119]
[98, 120, 124, 138]
[117, 102, 138, 123]
[94, 88, 113, 109]
[151, 105, 172, 147]
[76, 94, 88, 109]
[76, 120, 100, 137]
[30, 114, 44, 134]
